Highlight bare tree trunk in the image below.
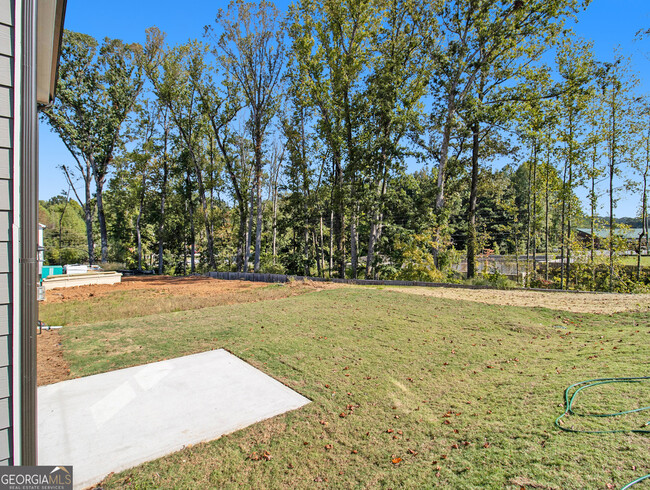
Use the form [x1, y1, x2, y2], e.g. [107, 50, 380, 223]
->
[158, 112, 169, 275]
[319, 215, 325, 278]
[62, 164, 94, 265]
[532, 142, 538, 282]
[187, 175, 196, 274]
[304, 210, 310, 276]
[84, 174, 95, 265]
[244, 176, 255, 272]
[272, 197, 278, 266]
[253, 119, 263, 273]
[566, 114, 573, 289]
[237, 203, 247, 271]
[95, 176, 109, 263]
[183, 235, 187, 276]
[590, 185, 595, 286]
[467, 121, 480, 279]
[136, 171, 146, 271]
[515, 234, 520, 283]
[313, 231, 321, 277]
[638, 124, 649, 281]
[255, 178, 263, 273]
[544, 162, 550, 282]
[608, 89, 617, 292]
[333, 149, 345, 278]
[58, 186, 70, 264]
[436, 96, 455, 210]
[366, 221, 378, 279]
[526, 156, 532, 287]
[366, 160, 388, 279]
[350, 199, 358, 279]
[590, 139, 597, 288]
[194, 171, 215, 270]
[329, 209, 334, 278]
[272, 177, 278, 266]
[560, 161, 567, 289]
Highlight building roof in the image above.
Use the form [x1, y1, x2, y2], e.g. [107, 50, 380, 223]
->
[36, 0, 67, 105]
[576, 228, 645, 240]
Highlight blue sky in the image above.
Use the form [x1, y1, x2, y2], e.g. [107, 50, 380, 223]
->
[39, 0, 650, 218]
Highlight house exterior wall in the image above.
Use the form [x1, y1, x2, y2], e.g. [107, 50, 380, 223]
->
[0, 0, 14, 465]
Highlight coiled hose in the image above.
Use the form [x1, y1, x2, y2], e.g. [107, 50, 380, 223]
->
[555, 377, 650, 489]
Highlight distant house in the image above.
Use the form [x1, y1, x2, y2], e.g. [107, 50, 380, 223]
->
[576, 228, 647, 250]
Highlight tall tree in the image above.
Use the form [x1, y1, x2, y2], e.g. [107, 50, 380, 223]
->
[210, 0, 286, 273]
[142, 31, 218, 270]
[555, 37, 594, 289]
[362, 0, 435, 279]
[43, 30, 143, 263]
[630, 101, 650, 280]
[598, 55, 637, 291]
[288, 0, 378, 277]
[429, 0, 589, 214]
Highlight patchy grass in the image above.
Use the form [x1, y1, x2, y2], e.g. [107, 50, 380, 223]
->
[619, 255, 650, 267]
[39, 282, 317, 326]
[57, 287, 650, 489]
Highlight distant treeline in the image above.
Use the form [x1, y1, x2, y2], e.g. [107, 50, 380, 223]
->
[40, 0, 650, 293]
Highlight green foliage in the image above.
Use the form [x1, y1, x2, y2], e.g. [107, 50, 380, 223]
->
[39, 197, 88, 265]
[43, 30, 143, 263]
[392, 228, 447, 282]
[42, 0, 650, 294]
[469, 269, 516, 290]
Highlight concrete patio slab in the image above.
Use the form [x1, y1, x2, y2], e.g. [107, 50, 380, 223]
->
[37, 349, 310, 489]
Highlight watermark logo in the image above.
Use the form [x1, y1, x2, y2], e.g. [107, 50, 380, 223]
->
[0, 466, 73, 490]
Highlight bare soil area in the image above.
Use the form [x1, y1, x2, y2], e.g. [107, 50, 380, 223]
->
[37, 330, 70, 386]
[43, 275, 268, 303]
[37, 276, 338, 385]
[384, 286, 650, 314]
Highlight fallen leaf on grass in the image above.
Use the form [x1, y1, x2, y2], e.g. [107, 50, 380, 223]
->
[392, 457, 402, 464]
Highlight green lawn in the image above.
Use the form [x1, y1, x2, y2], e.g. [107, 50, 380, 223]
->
[619, 255, 650, 266]
[56, 287, 649, 489]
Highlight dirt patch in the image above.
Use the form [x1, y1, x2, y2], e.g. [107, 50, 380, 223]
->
[37, 330, 70, 386]
[383, 286, 650, 314]
[43, 275, 268, 304]
[38, 276, 342, 385]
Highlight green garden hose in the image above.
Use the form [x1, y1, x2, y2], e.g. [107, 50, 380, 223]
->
[555, 377, 650, 489]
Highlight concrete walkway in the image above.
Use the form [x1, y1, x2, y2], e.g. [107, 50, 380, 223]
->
[38, 349, 310, 489]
